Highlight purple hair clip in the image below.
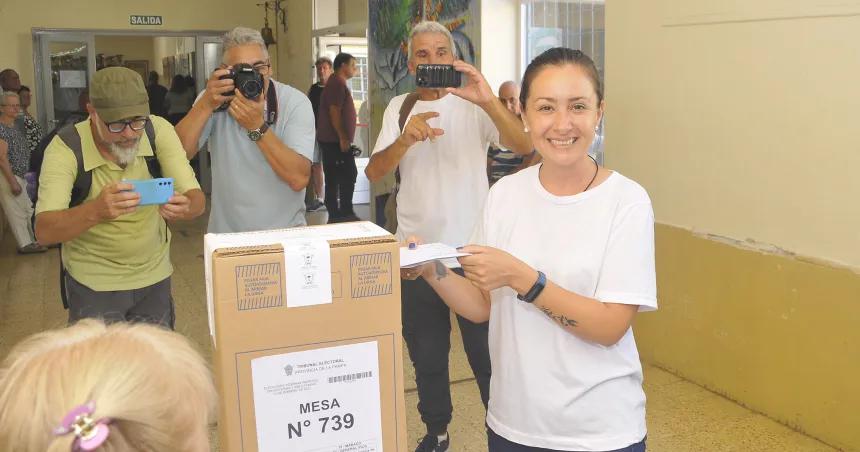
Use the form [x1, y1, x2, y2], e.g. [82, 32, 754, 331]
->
[52, 401, 111, 451]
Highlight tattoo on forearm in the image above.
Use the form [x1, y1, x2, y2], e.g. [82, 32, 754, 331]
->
[434, 260, 448, 281]
[538, 306, 578, 328]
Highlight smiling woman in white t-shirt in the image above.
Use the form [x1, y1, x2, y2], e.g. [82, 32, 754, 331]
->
[406, 48, 657, 452]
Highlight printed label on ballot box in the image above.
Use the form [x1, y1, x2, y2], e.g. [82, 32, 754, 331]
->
[251, 341, 383, 452]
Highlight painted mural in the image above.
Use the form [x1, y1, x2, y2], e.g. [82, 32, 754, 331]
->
[368, 0, 481, 155]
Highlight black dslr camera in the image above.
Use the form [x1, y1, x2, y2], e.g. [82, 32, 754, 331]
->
[219, 63, 264, 100]
[348, 144, 362, 157]
[416, 64, 461, 88]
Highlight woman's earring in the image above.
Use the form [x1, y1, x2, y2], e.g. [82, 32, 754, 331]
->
[524, 125, 529, 133]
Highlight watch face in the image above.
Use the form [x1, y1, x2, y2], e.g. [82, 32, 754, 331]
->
[248, 130, 262, 141]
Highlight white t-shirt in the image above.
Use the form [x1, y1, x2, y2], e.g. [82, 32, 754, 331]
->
[471, 165, 658, 451]
[372, 93, 499, 245]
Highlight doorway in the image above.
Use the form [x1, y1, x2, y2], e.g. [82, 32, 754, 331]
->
[313, 35, 371, 206]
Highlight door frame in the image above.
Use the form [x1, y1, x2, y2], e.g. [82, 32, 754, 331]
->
[32, 31, 96, 129]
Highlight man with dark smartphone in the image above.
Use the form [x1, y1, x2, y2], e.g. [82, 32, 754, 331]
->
[365, 20, 532, 452]
[175, 27, 315, 233]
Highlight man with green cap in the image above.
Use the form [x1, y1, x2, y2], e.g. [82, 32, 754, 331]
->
[34, 66, 205, 329]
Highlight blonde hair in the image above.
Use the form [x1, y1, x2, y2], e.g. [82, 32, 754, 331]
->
[0, 320, 216, 452]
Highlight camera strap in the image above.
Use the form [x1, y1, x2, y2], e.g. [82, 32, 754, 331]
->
[394, 92, 421, 188]
[265, 83, 278, 125]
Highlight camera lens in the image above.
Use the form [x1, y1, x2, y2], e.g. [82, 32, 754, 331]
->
[241, 80, 263, 99]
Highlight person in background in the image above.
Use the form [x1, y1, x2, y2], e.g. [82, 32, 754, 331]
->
[317, 53, 359, 222]
[0, 319, 217, 451]
[486, 81, 530, 186]
[164, 75, 194, 125]
[365, 20, 532, 452]
[0, 91, 45, 253]
[0, 69, 26, 136]
[409, 47, 655, 452]
[175, 27, 314, 233]
[305, 56, 333, 212]
[16, 85, 44, 203]
[146, 71, 168, 117]
[0, 69, 21, 93]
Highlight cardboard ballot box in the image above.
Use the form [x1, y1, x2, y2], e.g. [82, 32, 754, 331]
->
[204, 222, 407, 452]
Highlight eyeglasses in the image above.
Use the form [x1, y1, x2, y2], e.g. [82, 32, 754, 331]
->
[104, 117, 148, 133]
[1, 103, 21, 108]
[252, 63, 271, 73]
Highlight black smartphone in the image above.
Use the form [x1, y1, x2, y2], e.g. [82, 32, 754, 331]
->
[416, 64, 462, 88]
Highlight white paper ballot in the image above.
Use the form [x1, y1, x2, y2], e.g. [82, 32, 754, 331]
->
[400, 243, 470, 268]
[251, 342, 383, 452]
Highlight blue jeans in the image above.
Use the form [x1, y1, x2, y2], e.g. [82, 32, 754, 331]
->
[488, 428, 646, 452]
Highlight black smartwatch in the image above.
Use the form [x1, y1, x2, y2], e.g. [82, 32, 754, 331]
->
[517, 271, 546, 303]
[248, 122, 269, 141]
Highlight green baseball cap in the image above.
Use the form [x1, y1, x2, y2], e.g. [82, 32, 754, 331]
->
[89, 67, 149, 123]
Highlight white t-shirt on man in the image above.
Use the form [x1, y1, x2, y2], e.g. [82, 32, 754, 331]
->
[372, 92, 499, 246]
[471, 165, 658, 451]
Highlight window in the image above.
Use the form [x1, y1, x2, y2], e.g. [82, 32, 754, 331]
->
[348, 55, 368, 103]
[521, 0, 606, 160]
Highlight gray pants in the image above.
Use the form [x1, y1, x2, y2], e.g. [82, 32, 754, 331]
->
[65, 274, 175, 330]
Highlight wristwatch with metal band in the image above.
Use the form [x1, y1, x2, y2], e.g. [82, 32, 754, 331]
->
[248, 122, 269, 141]
[517, 270, 547, 303]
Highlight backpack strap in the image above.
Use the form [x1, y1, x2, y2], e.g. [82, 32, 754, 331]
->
[57, 124, 91, 208]
[143, 118, 161, 178]
[398, 92, 420, 133]
[55, 124, 86, 310]
[394, 92, 421, 187]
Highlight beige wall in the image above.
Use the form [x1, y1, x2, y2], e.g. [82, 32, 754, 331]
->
[317, 0, 339, 29]
[605, 0, 860, 269]
[608, 1, 860, 449]
[339, 0, 368, 27]
[273, 0, 314, 93]
[480, 0, 519, 92]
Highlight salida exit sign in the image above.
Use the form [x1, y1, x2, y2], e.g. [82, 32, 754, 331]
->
[130, 15, 163, 25]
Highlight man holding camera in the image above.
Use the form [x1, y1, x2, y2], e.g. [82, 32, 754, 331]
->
[176, 27, 315, 233]
[317, 52, 359, 223]
[35, 67, 204, 328]
[365, 21, 531, 452]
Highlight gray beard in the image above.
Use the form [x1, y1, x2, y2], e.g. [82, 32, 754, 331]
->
[109, 140, 140, 168]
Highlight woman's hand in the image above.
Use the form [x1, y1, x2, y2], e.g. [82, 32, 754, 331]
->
[400, 236, 435, 280]
[457, 245, 536, 293]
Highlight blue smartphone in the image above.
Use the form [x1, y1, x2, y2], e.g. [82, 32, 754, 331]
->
[127, 177, 174, 206]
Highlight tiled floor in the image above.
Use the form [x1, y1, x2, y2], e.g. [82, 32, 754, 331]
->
[0, 206, 838, 451]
